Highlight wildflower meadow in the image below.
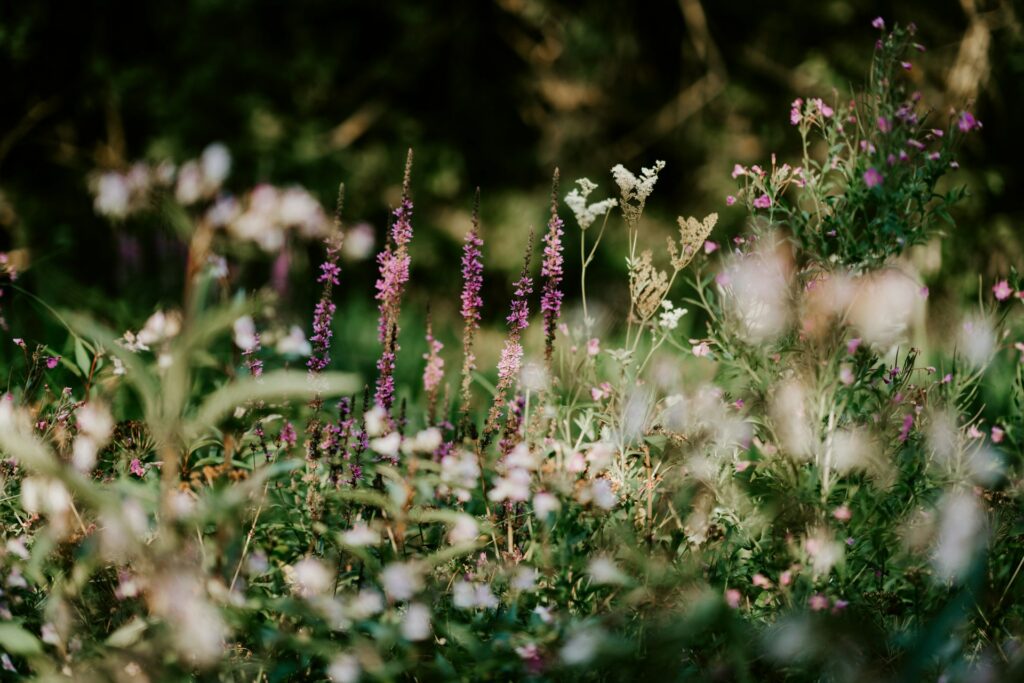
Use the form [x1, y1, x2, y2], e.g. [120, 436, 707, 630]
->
[2, 9, 1024, 683]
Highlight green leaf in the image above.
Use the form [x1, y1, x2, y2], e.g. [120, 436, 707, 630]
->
[74, 337, 92, 377]
[0, 622, 43, 655]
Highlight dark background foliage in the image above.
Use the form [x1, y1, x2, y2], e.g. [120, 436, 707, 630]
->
[1, 0, 1021, 344]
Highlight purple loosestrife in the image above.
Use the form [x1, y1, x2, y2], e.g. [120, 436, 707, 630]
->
[307, 185, 346, 375]
[483, 231, 534, 445]
[374, 149, 415, 343]
[422, 316, 444, 423]
[458, 191, 485, 427]
[372, 150, 414, 420]
[540, 170, 564, 366]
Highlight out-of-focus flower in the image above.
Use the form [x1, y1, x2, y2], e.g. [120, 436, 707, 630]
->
[381, 562, 423, 601]
[276, 325, 312, 357]
[863, 167, 884, 188]
[328, 654, 361, 683]
[992, 280, 1013, 301]
[401, 603, 432, 640]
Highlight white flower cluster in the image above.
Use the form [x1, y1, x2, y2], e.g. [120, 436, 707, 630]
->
[564, 178, 618, 230]
[610, 160, 666, 205]
[91, 143, 230, 219]
[206, 184, 329, 252]
[658, 299, 688, 330]
[488, 443, 537, 503]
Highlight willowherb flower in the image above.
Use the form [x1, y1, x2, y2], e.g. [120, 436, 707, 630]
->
[540, 170, 564, 363]
[863, 167, 884, 188]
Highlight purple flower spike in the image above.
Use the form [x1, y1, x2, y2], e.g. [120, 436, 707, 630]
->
[540, 169, 564, 364]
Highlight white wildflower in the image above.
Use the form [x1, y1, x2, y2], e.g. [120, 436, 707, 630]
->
[275, 325, 312, 357]
[232, 315, 258, 352]
[587, 556, 628, 585]
[342, 523, 379, 547]
[328, 653, 361, 683]
[401, 603, 432, 641]
[565, 178, 618, 230]
[381, 562, 422, 601]
[658, 299, 688, 330]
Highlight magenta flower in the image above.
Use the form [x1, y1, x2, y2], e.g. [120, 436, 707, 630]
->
[374, 150, 415, 343]
[540, 171, 564, 363]
[847, 338, 862, 354]
[725, 195, 736, 206]
[731, 164, 746, 179]
[992, 280, 1013, 301]
[45, 356, 60, 369]
[129, 458, 145, 477]
[704, 240, 719, 254]
[876, 116, 891, 133]
[752, 194, 771, 209]
[789, 98, 803, 125]
[863, 167, 883, 188]
[872, 16, 885, 30]
[958, 111, 979, 132]
[898, 413, 914, 443]
[901, 61, 912, 71]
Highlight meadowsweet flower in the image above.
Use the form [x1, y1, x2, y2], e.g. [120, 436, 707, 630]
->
[381, 562, 423, 601]
[587, 557, 627, 585]
[992, 280, 1012, 301]
[612, 160, 665, 227]
[533, 491, 561, 519]
[328, 654, 361, 683]
[658, 299, 688, 329]
[564, 177, 618, 230]
[342, 523, 379, 547]
[863, 167, 883, 188]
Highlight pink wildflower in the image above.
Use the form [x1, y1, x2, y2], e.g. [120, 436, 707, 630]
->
[540, 171, 565, 363]
[847, 338, 862, 354]
[731, 164, 746, 179]
[992, 280, 1012, 301]
[129, 458, 145, 477]
[991, 426, 1004, 444]
[872, 16, 885, 30]
[863, 167, 883, 188]
[725, 195, 736, 206]
[752, 194, 771, 209]
[46, 356, 60, 369]
[808, 594, 830, 611]
[958, 111, 979, 132]
[833, 505, 852, 522]
[725, 589, 742, 609]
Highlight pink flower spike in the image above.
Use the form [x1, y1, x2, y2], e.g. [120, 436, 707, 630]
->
[45, 356, 60, 369]
[872, 16, 885, 30]
[992, 280, 1012, 301]
[704, 240, 719, 254]
[876, 117, 892, 133]
[898, 413, 914, 443]
[753, 194, 771, 209]
[725, 195, 736, 206]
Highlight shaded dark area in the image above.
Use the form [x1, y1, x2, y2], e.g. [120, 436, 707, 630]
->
[0, 0, 1021, 331]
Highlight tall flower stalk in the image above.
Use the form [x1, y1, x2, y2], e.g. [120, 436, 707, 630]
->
[373, 149, 415, 414]
[421, 314, 444, 424]
[482, 231, 534, 445]
[540, 169, 564, 368]
[458, 190, 485, 431]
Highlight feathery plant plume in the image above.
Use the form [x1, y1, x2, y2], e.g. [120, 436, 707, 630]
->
[458, 189, 485, 430]
[540, 169, 564, 366]
[422, 313, 444, 424]
[483, 229, 534, 445]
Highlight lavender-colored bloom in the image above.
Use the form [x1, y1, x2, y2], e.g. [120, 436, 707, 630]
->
[871, 16, 885, 30]
[540, 170, 564, 363]
[752, 194, 772, 209]
[876, 116, 891, 133]
[863, 167, 884, 188]
[373, 326, 398, 411]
